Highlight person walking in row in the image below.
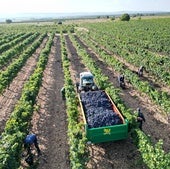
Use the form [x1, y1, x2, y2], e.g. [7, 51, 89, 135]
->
[138, 66, 144, 77]
[118, 74, 125, 89]
[136, 108, 146, 130]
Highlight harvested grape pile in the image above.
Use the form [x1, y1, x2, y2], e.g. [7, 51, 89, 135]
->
[80, 90, 123, 128]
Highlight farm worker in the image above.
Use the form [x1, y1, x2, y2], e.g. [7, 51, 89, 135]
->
[138, 66, 144, 77]
[61, 87, 65, 100]
[118, 74, 125, 89]
[24, 133, 41, 156]
[136, 108, 146, 130]
[118, 74, 125, 84]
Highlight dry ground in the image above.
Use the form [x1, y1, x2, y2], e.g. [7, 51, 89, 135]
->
[1, 32, 170, 169]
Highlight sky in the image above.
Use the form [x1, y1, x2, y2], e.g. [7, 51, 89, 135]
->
[0, 0, 170, 16]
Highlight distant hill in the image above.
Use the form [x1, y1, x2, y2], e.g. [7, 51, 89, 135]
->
[0, 11, 170, 23]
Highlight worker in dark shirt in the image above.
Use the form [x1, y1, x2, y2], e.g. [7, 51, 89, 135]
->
[24, 133, 41, 156]
[136, 108, 146, 130]
[118, 74, 125, 89]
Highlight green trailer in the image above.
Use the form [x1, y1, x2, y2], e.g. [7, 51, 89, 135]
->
[78, 90, 129, 143]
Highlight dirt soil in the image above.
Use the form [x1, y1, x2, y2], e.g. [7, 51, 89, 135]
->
[64, 35, 148, 169]
[0, 37, 48, 134]
[1, 33, 170, 169]
[74, 35, 170, 152]
[20, 35, 70, 169]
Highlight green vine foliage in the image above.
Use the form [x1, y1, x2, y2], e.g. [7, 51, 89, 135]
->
[0, 33, 54, 168]
[60, 34, 89, 169]
[69, 32, 170, 169]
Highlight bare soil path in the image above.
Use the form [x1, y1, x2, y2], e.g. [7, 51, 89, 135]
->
[65, 34, 147, 169]
[75, 35, 170, 153]
[21, 35, 70, 169]
[8, 32, 169, 169]
[0, 37, 48, 134]
[89, 37, 170, 95]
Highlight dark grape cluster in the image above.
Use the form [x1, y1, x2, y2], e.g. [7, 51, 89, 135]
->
[80, 90, 122, 128]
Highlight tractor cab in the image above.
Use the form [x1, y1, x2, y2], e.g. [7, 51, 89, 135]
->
[78, 72, 97, 92]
